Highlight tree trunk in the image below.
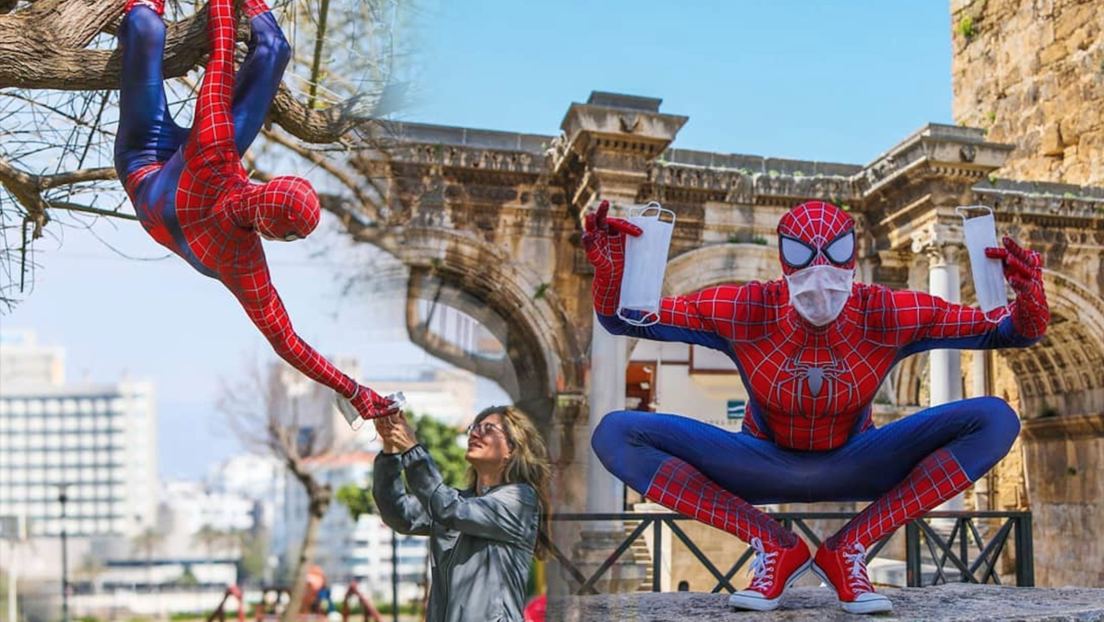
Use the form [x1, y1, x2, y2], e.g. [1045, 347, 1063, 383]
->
[281, 486, 330, 622]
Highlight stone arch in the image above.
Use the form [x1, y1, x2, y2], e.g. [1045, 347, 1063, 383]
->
[892, 270, 1104, 415]
[392, 227, 586, 427]
[1000, 271, 1104, 417]
[662, 243, 780, 296]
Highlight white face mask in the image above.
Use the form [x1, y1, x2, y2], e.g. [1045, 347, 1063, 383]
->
[785, 265, 854, 326]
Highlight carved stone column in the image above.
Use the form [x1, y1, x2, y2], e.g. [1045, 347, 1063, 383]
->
[912, 224, 966, 517]
[587, 312, 626, 514]
[912, 224, 965, 407]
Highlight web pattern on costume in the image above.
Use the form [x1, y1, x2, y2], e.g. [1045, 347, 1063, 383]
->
[114, 0, 392, 418]
[586, 200, 1048, 550]
[589, 200, 1048, 451]
[646, 457, 796, 547]
[826, 448, 971, 550]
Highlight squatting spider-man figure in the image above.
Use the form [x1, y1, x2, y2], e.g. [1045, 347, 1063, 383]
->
[587, 199, 1048, 614]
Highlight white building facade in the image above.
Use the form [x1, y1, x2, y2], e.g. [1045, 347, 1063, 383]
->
[0, 335, 158, 538]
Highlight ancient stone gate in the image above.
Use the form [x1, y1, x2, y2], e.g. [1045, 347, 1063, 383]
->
[346, 92, 1103, 517]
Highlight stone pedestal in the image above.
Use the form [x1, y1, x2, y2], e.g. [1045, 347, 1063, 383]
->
[566, 529, 649, 595]
[555, 314, 648, 594]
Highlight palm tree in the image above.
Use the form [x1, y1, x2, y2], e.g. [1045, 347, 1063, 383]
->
[76, 554, 107, 593]
[131, 527, 164, 590]
[193, 525, 222, 585]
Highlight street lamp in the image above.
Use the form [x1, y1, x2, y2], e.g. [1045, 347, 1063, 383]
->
[391, 530, 398, 622]
[58, 484, 70, 622]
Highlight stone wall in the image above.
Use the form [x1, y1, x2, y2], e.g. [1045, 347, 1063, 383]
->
[1021, 413, 1104, 587]
[951, 0, 1104, 186]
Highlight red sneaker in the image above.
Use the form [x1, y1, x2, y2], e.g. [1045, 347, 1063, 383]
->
[727, 537, 811, 611]
[811, 542, 892, 614]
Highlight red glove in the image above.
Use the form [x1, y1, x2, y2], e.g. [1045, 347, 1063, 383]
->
[985, 236, 1049, 339]
[350, 386, 400, 420]
[582, 200, 642, 315]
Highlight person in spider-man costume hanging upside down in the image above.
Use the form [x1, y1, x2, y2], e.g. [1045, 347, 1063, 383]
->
[587, 199, 1048, 614]
[113, 0, 397, 420]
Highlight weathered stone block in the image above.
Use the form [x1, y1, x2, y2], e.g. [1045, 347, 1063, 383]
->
[1039, 42, 1068, 66]
[1042, 124, 1065, 156]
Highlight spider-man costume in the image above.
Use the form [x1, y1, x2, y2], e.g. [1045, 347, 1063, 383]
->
[587, 200, 1048, 613]
[114, 0, 395, 420]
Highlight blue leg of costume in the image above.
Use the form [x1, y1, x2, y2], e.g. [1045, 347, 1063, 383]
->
[115, 7, 289, 185]
[229, 11, 290, 155]
[114, 5, 184, 182]
[592, 396, 1018, 545]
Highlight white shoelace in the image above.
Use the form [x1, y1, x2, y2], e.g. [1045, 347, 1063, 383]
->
[843, 543, 874, 594]
[747, 537, 779, 591]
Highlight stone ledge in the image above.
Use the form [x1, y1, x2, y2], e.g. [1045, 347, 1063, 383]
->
[548, 584, 1104, 621]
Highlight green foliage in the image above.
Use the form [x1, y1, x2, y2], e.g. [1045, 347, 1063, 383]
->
[238, 530, 270, 582]
[958, 17, 976, 40]
[988, 173, 999, 186]
[1067, 466, 1078, 476]
[176, 568, 199, 587]
[768, 169, 780, 177]
[656, 155, 669, 167]
[533, 282, 550, 300]
[727, 231, 769, 245]
[793, 170, 804, 178]
[336, 482, 376, 518]
[411, 413, 469, 489]
[986, 110, 996, 124]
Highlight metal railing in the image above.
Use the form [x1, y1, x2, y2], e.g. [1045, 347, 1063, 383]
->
[549, 510, 1033, 594]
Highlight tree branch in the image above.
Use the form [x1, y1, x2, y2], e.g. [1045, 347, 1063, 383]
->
[0, 3, 382, 144]
[0, 157, 129, 236]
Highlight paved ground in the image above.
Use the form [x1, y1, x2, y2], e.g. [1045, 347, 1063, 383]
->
[547, 584, 1104, 621]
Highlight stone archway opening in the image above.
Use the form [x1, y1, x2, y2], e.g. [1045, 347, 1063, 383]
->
[404, 266, 560, 429]
[957, 272, 1104, 419]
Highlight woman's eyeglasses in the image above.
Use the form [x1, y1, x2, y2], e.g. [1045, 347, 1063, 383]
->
[467, 421, 506, 438]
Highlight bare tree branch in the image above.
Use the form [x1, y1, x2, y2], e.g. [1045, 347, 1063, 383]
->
[0, 0, 412, 310]
[0, 157, 130, 236]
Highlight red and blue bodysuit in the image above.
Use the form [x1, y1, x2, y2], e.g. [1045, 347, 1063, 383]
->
[586, 200, 1048, 613]
[114, 0, 394, 419]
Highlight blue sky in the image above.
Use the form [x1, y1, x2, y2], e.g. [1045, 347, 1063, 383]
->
[5, 1, 954, 479]
[410, 1, 953, 163]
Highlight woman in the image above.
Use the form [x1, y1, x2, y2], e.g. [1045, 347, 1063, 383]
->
[373, 406, 551, 622]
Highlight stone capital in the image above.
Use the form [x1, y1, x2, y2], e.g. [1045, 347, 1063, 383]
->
[910, 222, 964, 267]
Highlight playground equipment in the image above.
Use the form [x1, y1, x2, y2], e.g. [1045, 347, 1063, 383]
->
[206, 582, 381, 622]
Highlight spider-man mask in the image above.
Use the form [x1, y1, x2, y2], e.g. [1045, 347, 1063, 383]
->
[243, 176, 322, 242]
[777, 201, 856, 326]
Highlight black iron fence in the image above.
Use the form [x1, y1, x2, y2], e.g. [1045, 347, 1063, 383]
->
[549, 510, 1033, 594]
